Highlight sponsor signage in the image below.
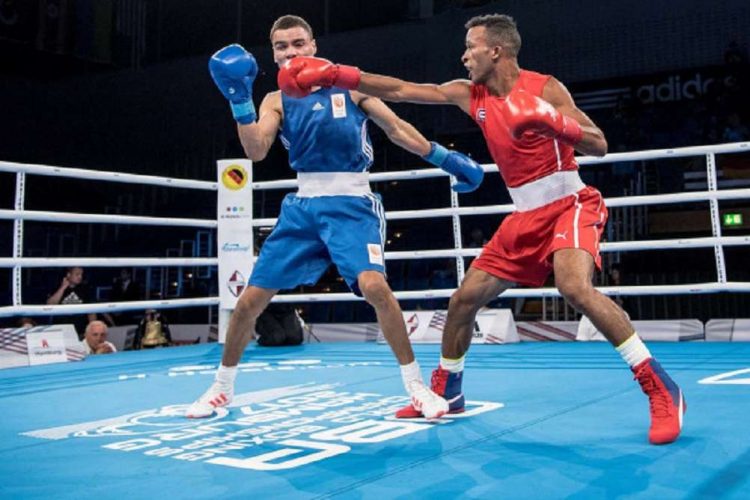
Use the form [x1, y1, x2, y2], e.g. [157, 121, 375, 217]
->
[221, 164, 249, 191]
[22, 383, 503, 471]
[227, 270, 246, 298]
[217, 159, 254, 321]
[26, 330, 68, 365]
[388, 309, 518, 344]
[222, 242, 251, 252]
[572, 65, 736, 111]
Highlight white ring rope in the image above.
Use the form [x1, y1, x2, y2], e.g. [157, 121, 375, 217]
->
[248, 142, 750, 190]
[4, 298, 220, 317]
[6, 282, 750, 318]
[1, 142, 748, 318]
[0, 160, 217, 190]
[1, 234, 745, 269]
[0, 209, 216, 228]
[0, 258, 218, 268]
[252, 189, 750, 226]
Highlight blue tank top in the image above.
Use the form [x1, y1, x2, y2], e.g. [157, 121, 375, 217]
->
[280, 87, 374, 173]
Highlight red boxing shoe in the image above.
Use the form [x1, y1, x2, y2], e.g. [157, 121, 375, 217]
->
[633, 358, 686, 444]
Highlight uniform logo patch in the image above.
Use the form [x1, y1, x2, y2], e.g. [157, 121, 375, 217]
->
[312, 102, 324, 111]
[331, 93, 347, 118]
[367, 243, 383, 265]
[476, 108, 486, 122]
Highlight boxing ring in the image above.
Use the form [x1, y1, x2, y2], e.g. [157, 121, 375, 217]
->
[2, 142, 750, 498]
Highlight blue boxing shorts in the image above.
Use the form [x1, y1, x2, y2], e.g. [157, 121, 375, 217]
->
[249, 193, 386, 294]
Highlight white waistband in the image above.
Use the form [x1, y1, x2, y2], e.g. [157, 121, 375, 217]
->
[508, 170, 586, 212]
[296, 172, 372, 197]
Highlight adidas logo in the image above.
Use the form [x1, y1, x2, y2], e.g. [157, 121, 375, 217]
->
[311, 102, 324, 111]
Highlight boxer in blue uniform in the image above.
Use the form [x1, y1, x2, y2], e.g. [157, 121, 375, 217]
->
[187, 15, 483, 420]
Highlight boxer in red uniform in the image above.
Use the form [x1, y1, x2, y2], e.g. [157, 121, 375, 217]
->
[278, 14, 685, 444]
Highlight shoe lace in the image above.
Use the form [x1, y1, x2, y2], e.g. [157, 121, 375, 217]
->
[201, 381, 230, 403]
[408, 380, 426, 401]
[634, 367, 671, 418]
[430, 369, 448, 394]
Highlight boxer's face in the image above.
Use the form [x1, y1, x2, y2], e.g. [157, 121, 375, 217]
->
[462, 26, 494, 84]
[271, 26, 317, 66]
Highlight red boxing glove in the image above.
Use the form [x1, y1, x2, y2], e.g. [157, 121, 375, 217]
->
[277, 56, 361, 98]
[277, 58, 310, 98]
[503, 90, 583, 145]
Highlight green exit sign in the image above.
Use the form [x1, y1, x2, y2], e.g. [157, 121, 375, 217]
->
[722, 213, 743, 227]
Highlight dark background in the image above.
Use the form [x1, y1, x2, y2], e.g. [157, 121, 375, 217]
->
[1, 0, 749, 325]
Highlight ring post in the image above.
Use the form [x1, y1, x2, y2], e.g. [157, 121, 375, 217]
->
[216, 159, 254, 343]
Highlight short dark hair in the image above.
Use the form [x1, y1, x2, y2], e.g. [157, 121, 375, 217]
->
[270, 15, 313, 41]
[465, 14, 521, 57]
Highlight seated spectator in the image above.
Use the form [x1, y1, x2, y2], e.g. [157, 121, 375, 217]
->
[16, 317, 37, 329]
[255, 304, 304, 347]
[47, 267, 96, 339]
[82, 320, 117, 355]
[134, 309, 172, 349]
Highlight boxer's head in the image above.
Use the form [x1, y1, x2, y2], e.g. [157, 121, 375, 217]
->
[270, 15, 317, 66]
[462, 14, 521, 83]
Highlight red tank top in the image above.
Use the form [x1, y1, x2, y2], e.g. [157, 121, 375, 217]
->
[469, 70, 578, 188]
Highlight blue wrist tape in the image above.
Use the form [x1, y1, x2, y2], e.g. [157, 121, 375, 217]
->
[423, 142, 449, 167]
[230, 100, 257, 124]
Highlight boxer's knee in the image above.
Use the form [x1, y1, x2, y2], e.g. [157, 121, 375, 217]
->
[359, 272, 393, 309]
[234, 286, 273, 323]
[448, 285, 483, 320]
[557, 277, 596, 312]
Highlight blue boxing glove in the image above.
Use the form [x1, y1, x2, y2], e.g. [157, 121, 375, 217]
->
[423, 142, 484, 193]
[208, 44, 258, 124]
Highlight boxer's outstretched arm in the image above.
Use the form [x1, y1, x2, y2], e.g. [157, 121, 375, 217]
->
[276, 57, 472, 113]
[542, 77, 608, 157]
[358, 94, 483, 193]
[358, 74, 472, 113]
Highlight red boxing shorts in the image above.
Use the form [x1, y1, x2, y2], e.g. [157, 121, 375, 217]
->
[472, 186, 608, 287]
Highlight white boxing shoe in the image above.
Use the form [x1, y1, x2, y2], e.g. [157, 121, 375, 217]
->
[408, 379, 449, 420]
[185, 381, 234, 418]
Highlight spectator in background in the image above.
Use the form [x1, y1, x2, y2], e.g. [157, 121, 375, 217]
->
[47, 267, 96, 339]
[16, 317, 37, 329]
[467, 227, 487, 248]
[430, 259, 457, 290]
[134, 309, 172, 349]
[110, 268, 142, 325]
[608, 263, 626, 310]
[724, 38, 749, 67]
[722, 112, 750, 142]
[82, 320, 116, 355]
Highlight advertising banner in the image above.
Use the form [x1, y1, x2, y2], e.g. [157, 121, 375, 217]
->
[379, 309, 518, 344]
[217, 159, 254, 342]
